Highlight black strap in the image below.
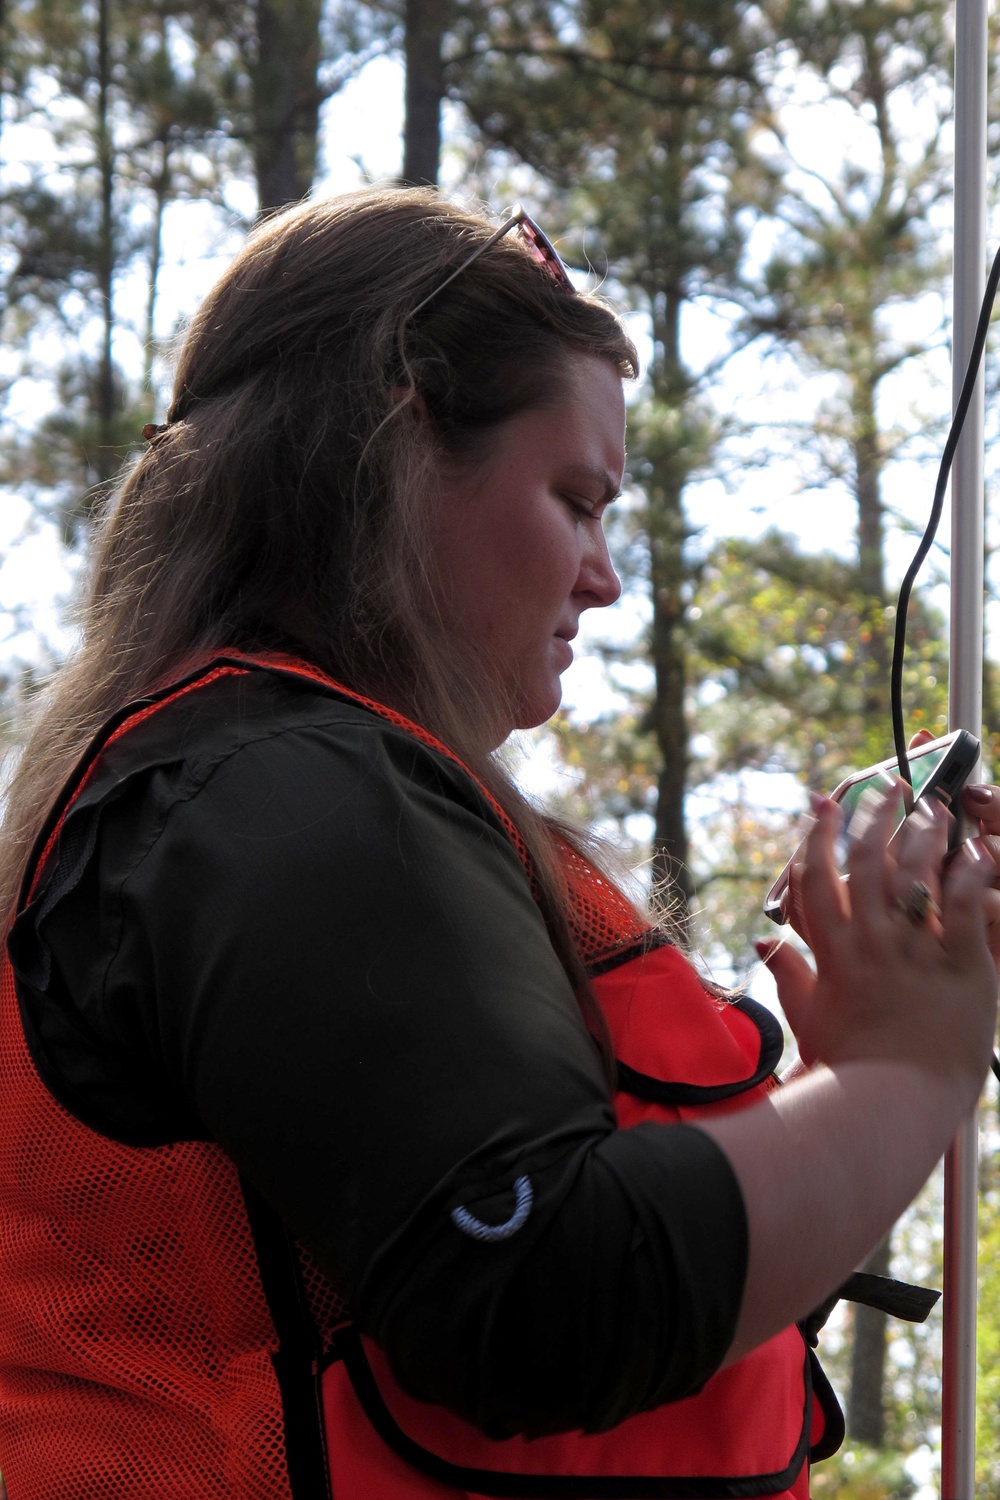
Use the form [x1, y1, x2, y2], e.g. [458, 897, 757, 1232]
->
[801, 1271, 939, 1349]
[241, 1178, 333, 1500]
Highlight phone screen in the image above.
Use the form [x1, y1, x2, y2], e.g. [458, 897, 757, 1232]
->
[763, 728, 979, 923]
[836, 742, 953, 841]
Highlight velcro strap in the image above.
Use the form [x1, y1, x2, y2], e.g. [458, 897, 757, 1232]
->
[801, 1271, 940, 1347]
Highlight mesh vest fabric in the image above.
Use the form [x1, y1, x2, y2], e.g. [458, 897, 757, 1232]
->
[0, 656, 832, 1498]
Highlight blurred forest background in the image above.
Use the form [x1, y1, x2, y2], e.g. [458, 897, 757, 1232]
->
[3, 0, 1000, 1493]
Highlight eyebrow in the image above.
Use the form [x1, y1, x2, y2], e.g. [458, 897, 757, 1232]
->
[562, 464, 622, 502]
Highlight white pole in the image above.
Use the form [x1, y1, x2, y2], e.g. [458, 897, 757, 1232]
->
[942, 3, 987, 1494]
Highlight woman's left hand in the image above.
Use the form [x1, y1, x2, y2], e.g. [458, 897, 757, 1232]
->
[782, 732, 1000, 968]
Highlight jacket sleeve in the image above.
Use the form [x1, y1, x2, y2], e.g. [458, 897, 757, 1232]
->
[17, 705, 748, 1437]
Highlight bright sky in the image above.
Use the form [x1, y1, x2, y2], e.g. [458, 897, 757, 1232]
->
[0, 42, 989, 1014]
[1, 43, 989, 1467]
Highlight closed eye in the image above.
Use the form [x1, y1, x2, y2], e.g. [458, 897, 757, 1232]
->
[562, 493, 603, 520]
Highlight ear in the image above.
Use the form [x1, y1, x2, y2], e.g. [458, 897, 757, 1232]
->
[389, 386, 428, 418]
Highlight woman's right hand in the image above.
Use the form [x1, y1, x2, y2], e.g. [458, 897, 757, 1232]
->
[705, 781, 997, 1363]
[762, 783, 997, 1099]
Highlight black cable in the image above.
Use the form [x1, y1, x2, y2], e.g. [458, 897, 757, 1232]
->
[886, 244, 1000, 1088]
[890, 240, 1000, 786]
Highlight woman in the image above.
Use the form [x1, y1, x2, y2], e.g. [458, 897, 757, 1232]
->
[0, 187, 996, 1500]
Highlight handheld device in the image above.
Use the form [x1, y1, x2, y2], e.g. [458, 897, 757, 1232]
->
[762, 728, 981, 925]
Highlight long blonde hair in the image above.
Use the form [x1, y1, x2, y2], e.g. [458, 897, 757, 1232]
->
[1, 187, 640, 1046]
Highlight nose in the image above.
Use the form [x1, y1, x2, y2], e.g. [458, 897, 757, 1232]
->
[576, 523, 621, 610]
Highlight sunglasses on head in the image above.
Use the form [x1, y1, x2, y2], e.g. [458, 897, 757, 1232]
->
[408, 207, 574, 319]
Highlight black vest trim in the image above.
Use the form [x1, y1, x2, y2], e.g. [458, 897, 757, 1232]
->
[332, 1325, 812, 1498]
[241, 1178, 333, 1500]
[806, 1347, 845, 1464]
[615, 996, 784, 1106]
[587, 932, 668, 978]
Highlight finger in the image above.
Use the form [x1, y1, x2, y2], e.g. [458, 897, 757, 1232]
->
[908, 729, 936, 749]
[980, 886, 1000, 944]
[892, 796, 951, 910]
[780, 1057, 812, 1084]
[756, 938, 818, 1063]
[782, 842, 810, 944]
[940, 839, 995, 968]
[963, 783, 1000, 835]
[843, 778, 906, 928]
[796, 795, 849, 963]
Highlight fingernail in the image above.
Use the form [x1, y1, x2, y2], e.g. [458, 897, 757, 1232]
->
[809, 791, 838, 818]
[965, 785, 991, 807]
[755, 938, 782, 964]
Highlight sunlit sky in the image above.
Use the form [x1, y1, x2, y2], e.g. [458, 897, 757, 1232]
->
[0, 41, 990, 1478]
[1, 46, 977, 646]
[0, 42, 991, 1008]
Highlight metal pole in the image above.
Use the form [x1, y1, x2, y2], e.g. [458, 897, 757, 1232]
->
[942, 4, 987, 1493]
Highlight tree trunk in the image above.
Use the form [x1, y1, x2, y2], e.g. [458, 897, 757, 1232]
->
[0, 0, 7, 164]
[253, 0, 322, 214]
[95, 0, 116, 484]
[847, 1232, 891, 1446]
[402, 0, 446, 186]
[852, 367, 889, 721]
[143, 136, 170, 394]
[649, 290, 693, 924]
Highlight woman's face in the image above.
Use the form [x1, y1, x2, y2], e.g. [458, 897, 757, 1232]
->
[430, 354, 625, 736]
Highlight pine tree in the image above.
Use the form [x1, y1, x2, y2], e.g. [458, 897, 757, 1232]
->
[745, 2, 956, 1448]
[449, 0, 783, 924]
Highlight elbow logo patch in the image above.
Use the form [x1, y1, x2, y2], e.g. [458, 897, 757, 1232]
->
[450, 1175, 533, 1242]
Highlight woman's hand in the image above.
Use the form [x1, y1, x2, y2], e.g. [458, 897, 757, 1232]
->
[960, 780, 1000, 967]
[779, 727, 1000, 992]
[761, 781, 997, 1097]
[904, 724, 1000, 967]
[709, 779, 997, 1362]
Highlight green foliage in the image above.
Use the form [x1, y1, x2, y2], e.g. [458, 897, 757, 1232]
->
[690, 531, 949, 788]
[546, 708, 659, 829]
[1, 0, 257, 534]
[811, 1442, 916, 1499]
[974, 1123, 1000, 1494]
[540, 523, 952, 968]
[450, 2, 787, 903]
[1, 8, 995, 1470]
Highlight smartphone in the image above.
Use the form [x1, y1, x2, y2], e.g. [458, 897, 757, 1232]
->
[762, 728, 981, 925]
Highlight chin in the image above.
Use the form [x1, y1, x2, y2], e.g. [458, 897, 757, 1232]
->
[511, 679, 564, 732]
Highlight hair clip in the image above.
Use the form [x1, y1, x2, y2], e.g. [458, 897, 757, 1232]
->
[141, 422, 169, 443]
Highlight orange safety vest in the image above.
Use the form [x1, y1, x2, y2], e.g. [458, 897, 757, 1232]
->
[0, 654, 843, 1499]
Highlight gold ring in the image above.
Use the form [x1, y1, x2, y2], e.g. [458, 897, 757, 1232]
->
[897, 880, 941, 926]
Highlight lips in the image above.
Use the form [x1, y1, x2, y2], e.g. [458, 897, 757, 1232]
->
[553, 636, 574, 670]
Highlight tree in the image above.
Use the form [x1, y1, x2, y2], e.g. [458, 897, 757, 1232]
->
[1, 0, 254, 532]
[751, 0, 953, 728]
[402, 0, 448, 185]
[448, 0, 783, 926]
[747, 2, 956, 1446]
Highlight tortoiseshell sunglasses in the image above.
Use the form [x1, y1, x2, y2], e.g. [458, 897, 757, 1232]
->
[408, 207, 574, 319]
